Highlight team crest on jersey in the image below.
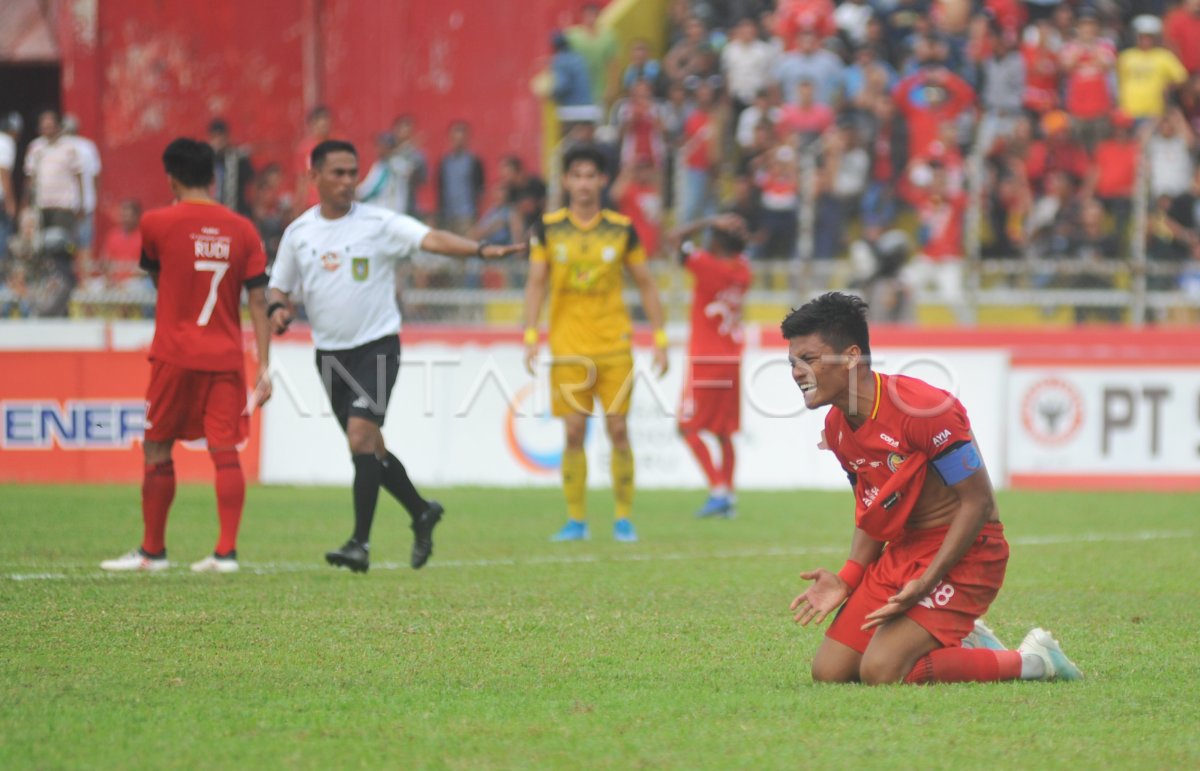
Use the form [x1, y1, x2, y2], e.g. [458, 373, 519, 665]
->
[555, 244, 568, 263]
[320, 251, 342, 271]
[601, 246, 617, 263]
[351, 257, 369, 281]
[887, 452, 907, 473]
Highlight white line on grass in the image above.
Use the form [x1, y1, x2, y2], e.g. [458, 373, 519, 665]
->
[1, 530, 1192, 582]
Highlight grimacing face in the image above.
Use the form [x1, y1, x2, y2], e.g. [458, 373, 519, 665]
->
[788, 333, 860, 411]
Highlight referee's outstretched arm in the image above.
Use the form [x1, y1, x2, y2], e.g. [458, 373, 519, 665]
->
[420, 230, 527, 261]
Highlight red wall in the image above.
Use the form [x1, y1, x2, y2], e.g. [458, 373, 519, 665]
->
[57, 0, 601, 228]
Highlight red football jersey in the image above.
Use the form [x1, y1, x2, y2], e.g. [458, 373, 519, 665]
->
[140, 200, 268, 372]
[824, 372, 975, 542]
[685, 248, 751, 359]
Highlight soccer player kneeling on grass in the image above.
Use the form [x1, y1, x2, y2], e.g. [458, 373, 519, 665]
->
[784, 293, 1082, 684]
[101, 138, 273, 574]
[268, 140, 525, 574]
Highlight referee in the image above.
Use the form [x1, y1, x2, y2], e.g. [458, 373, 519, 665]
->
[268, 139, 524, 573]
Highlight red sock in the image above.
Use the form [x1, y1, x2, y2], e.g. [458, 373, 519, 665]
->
[681, 430, 720, 488]
[141, 460, 176, 555]
[211, 449, 244, 556]
[904, 648, 1023, 684]
[717, 434, 735, 489]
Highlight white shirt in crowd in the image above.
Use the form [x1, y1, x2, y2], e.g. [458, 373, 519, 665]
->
[24, 135, 83, 211]
[0, 132, 14, 206]
[67, 133, 101, 214]
[720, 38, 776, 104]
[269, 203, 431, 350]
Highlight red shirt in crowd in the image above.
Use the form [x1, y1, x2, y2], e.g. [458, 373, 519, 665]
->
[776, 102, 835, 139]
[1062, 40, 1116, 119]
[914, 190, 966, 261]
[776, 0, 837, 46]
[684, 111, 716, 170]
[1022, 42, 1060, 113]
[1165, 7, 1200, 73]
[1026, 139, 1091, 187]
[893, 70, 976, 157]
[1092, 139, 1140, 198]
[101, 227, 142, 284]
[684, 248, 752, 359]
[618, 181, 663, 259]
[140, 200, 268, 372]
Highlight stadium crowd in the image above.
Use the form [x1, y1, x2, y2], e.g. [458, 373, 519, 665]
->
[4, 0, 1200, 320]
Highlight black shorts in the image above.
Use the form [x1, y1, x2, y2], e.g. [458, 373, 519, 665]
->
[314, 334, 401, 430]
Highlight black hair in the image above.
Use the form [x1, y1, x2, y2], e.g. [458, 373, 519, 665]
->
[780, 292, 871, 358]
[162, 137, 215, 188]
[711, 227, 745, 255]
[307, 105, 331, 123]
[502, 154, 523, 172]
[311, 139, 357, 168]
[562, 143, 608, 175]
[207, 117, 229, 135]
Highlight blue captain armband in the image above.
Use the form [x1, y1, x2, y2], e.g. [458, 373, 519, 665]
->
[931, 440, 983, 486]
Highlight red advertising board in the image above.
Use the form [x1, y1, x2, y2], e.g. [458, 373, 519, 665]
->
[0, 351, 262, 483]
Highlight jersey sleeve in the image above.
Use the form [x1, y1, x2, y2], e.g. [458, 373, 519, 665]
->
[529, 217, 548, 264]
[901, 394, 980, 486]
[138, 214, 160, 272]
[383, 212, 433, 261]
[242, 219, 269, 289]
[624, 223, 647, 266]
[268, 225, 301, 294]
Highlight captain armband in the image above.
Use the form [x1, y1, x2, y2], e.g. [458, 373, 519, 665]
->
[931, 439, 983, 486]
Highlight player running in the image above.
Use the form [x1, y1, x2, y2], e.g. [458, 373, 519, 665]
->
[670, 214, 751, 519]
[522, 144, 669, 543]
[101, 138, 273, 574]
[784, 293, 1082, 684]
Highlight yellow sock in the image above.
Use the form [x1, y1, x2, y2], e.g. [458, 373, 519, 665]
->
[612, 447, 634, 521]
[562, 448, 587, 522]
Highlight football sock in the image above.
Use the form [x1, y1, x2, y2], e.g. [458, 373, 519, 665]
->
[351, 453, 383, 544]
[903, 648, 1023, 684]
[211, 449, 244, 556]
[562, 448, 587, 522]
[717, 434, 736, 491]
[612, 447, 634, 521]
[140, 460, 175, 555]
[379, 451, 428, 519]
[1020, 653, 1047, 680]
[681, 430, 720, 488]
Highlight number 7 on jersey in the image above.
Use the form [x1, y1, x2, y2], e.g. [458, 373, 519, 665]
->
[194, 260, 230, 326]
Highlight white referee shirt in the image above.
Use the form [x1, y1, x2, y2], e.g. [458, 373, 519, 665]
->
[269, 203, 431, 350]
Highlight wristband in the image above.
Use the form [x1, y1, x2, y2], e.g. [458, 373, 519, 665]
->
[653, 328, 669, 349]
[476, 242, 487, 258]
[523, 328, 538, 346]
[837, 559, 865, 591]
[267, 302, 286, 318]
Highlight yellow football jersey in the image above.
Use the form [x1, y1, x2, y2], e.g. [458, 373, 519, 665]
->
[530, 208, 647, 358]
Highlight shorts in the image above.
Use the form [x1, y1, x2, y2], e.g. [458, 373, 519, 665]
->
[550, 351, 633, 417]
[315, 334, 401, 429]
[144, 360, 248, 446]
[827, 522, 1008, 653]
[678, 358, 740, 435]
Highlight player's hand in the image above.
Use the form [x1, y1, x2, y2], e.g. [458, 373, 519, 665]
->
[790, 568, 850, 627]
[480, 243, 528, 260]
[252, 364, 273, 408]
[524, 343, 539, 376]
[270, 306, 292, 335]
[652, 346, 668, 378]
[861, 578, 930, 631]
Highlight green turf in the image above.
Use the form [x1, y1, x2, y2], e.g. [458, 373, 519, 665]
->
[1, 484, 1197, 770]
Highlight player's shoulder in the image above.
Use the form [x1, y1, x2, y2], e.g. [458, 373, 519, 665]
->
[600, 209, 633, 228]
[352, 202, 397, 223]
[543, 208, 570, 225]
[885, 373, 960, 413]
[281, 206, 321, 237]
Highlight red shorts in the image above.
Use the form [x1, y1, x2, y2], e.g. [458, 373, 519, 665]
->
[827, 522, 1008, 653]
[678, 360, 740, 435]
[144, 360, 248, 446]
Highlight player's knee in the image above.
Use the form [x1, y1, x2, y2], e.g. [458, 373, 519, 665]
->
[345, 421, 381, 455]
[143, 440, 172, 465]
[605, 418, 629, 447]
[857, 655, 907, 686]
[810, 657, 856, 684]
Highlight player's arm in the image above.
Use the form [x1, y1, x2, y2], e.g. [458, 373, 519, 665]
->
[522, 257, 549, 377]
[266, 227, 299, 334]
[419, 228, 526, 260]
[247, 284, 273, 408]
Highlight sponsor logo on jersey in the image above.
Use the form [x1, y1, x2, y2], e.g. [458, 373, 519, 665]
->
[861, 484, 880, 508]
[887, 452, 907, 473]
[555, 244, 568, 263]
[351, 257, 369, 281]
[320, 251, 342, 271]
[880, 432, 900, 448]
[932, 428, 953, 447]
[601, 246, 617, 263]
[847, 457, 868, 471]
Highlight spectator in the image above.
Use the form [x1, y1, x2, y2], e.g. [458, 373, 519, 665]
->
[1147, 109, 1195, 200]
[1065, 198, 1122, 323]
[391, 114, 429, 217]
[208, 118, 255, 216]
[1145, 193, 1193, 292]
[665, 17, 718, 85]
[294, 105, 332, 211]
[1021, 21, 1061, 117]
[1060, 10, 1116, 149]
[1026, 110, 1091, 192]
[777, 79, 835, 147]
[97, 199, 145, 290]
[550, 31, 597, 123]
[356, 132, 406, 213]
[862, 95, 907, 231]
[834, 0, 874, 48]
[739, 118, 778, 176]
[616, 79, 667, 171]
[1025, 170, 1078, 261]
[250, 162, 290, 261]
[0, 112, 19, 265]
[845, 46, 898, 108]
[1087, 111, 1139, 250]
[902, 163, 969, 322]
[61, 114, 100, 276]
[681, 79, 721, 223]
[498, 155, 546, 238]
[1164, 0, 1200, 75]
[775, 28, 845, 107]
[1118, 15, 1188, 120]
[722, 17, 776, 119]
[757, 144, 800, 260]
[775, 0, 837, 46]
[24, 111, 83, 237]
[815, 123, 870, 260]
[612, 158, 663, 258]
[622, 39, 664, 95]
[566, 2, 619, 108]
[736, 88, 781, 151]
[893, 62, 976, 158]
[437, 121, 485, 234]
[977, 27, 1026, 155]
[723, 173, 768, 259]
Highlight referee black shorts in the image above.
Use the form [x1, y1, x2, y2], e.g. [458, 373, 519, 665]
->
[314, 334, 401, 430]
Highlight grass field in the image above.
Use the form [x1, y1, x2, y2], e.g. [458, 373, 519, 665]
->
[2, 484, 1197, 769]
